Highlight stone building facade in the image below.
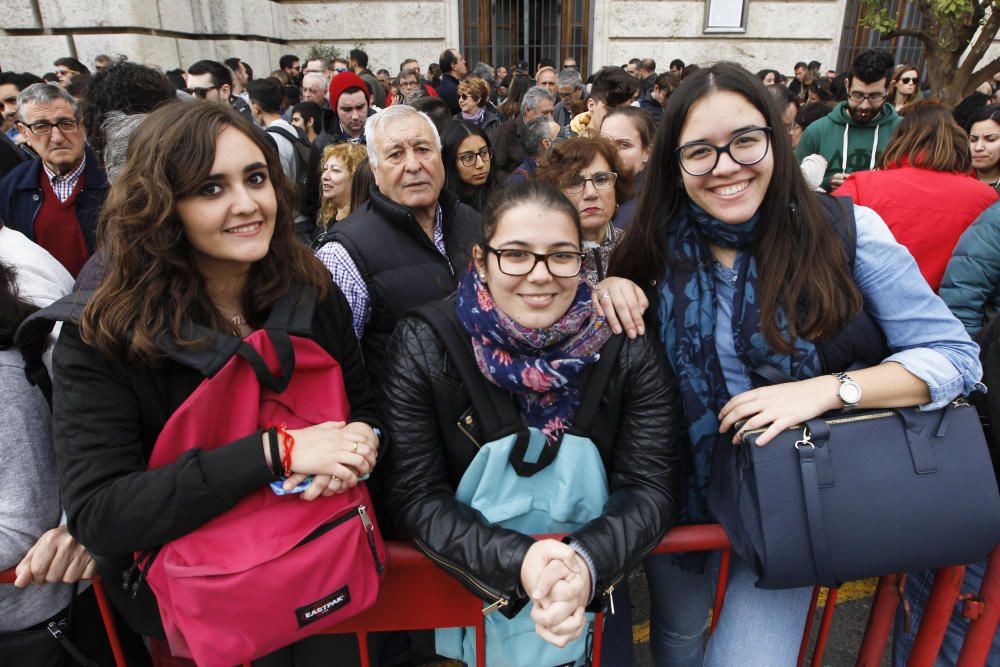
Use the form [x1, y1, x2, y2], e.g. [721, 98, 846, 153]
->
[0, 0, 891, 80]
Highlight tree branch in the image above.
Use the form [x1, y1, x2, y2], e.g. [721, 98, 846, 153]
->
[959, 6, 1000, 79]
[966, 57, 1000, 96]
[885, 27, 932, 42]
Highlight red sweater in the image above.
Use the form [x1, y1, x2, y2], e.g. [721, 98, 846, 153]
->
[35, 168, 89, 277]
[834, 164, 998, 290]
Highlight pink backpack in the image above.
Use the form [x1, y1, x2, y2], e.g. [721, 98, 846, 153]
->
[136, 288, 386, 666]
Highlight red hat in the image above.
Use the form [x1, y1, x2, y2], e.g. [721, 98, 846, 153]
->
[328, 71, 371, 109]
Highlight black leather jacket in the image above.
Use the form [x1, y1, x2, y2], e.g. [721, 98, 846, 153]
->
[379, 313, 681, 618]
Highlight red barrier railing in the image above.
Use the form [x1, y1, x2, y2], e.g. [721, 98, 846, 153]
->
[5, 532, 998, 667]
[0, 568, 127, 667]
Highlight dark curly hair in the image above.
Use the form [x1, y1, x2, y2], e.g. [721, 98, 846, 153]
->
[850, 49, 895, 86]
[82, 59, 176, 163]
[80, 101, 329, 363]
[0, 260, 39, 350]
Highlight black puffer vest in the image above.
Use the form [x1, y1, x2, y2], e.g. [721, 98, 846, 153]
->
[323, 186, 481, 384]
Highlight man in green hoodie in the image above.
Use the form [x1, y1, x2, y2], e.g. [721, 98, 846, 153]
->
[795, 49, 900, 190]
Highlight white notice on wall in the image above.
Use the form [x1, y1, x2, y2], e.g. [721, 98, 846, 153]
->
[706, 0, 745, 30]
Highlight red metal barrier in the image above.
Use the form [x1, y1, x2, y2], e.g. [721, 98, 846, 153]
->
[0, 568, 127, 667]
[957, 544, 1000, 666]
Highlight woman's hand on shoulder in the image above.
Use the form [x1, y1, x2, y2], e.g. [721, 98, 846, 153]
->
[14, 526, 97, 587]
[718, 376, 841, 447]
[593, 277, 648, 339]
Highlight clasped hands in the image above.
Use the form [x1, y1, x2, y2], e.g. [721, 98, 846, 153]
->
[520, 539, 592, 648]
[273, 421, 378, 501]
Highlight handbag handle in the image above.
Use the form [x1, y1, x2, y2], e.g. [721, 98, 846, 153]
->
[796, 419, 837, 587]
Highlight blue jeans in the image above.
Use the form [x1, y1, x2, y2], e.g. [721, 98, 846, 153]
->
[644, 552, 813, 667]
[892, 561, 1000, 666]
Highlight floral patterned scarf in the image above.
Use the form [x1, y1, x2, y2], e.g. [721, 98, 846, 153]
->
[455, 266, 612, 444]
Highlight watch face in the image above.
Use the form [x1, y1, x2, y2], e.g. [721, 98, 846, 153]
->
[840, 381, 862, 405]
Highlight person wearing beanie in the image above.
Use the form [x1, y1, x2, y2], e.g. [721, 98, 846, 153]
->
[315, 72, 373, 153]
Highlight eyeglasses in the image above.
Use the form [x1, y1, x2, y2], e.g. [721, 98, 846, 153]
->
[675, 127, 772, 176]
[186, 86, 220, 99]
[458, 147, 492, 167]
[483, 245, 584, 278]
[899, 77, 918, 84]
[55, 69, 71, 77]
[21, 118, 81, 136]
[848, 90, 886, 104]
[399, 79, 420, 89]
[558, 89, 577, 100]
[564, 171, 617, 193]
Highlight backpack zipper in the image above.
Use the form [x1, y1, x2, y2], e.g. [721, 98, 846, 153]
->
[293, 505, 362, 549]
[456, 413, 482, 449]
[358, 505, 385, 575]
[412, 537, 509, 616]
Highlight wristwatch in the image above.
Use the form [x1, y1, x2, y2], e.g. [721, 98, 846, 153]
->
[832, 371, 862, 408]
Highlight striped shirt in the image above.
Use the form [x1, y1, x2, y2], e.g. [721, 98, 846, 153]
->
[42, 154, 86, 203]
[316, 204, 446, 340]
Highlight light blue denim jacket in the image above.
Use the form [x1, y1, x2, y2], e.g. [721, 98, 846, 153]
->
[715, 204, 984, 408]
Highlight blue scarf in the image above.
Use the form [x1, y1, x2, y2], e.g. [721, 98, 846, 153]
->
[659, 202, 821, 523]
[456, 267, 612, 444]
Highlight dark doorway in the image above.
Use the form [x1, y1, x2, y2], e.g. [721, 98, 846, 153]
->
[462, 0, 592, 76]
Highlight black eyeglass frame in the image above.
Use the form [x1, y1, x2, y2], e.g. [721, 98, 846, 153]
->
[20, 118, 82, 136]
[563, 171, 618, 194]
[482, 245, 585, 278]
[458, 147, 493, 167]
[674, 126, 773, 177]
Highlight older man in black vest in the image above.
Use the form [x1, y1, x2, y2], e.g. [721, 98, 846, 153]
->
[315, 104, 480, 384]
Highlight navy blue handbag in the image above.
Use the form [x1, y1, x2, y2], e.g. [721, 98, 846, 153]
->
[707, 401, 1000, 589]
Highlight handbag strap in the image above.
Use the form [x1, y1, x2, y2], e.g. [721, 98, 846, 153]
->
[797, 419, 837, 587]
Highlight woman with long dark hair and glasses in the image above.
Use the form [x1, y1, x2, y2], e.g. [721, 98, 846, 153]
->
[441, 120, 496, 212]
[609, 62, 981, 665]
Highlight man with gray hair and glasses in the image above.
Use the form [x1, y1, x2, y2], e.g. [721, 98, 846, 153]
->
[314, 104, 480, 383]
[553, 68, 583, 129]
[507, 116, 560, 185]
[491, 85, 555, 182]
[0, 83, 108, 277]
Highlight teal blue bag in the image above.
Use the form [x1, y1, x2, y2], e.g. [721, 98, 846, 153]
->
[417, 300, 623, 667]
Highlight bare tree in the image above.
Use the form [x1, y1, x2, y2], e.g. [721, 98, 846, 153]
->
[861, 0, 1000, 105]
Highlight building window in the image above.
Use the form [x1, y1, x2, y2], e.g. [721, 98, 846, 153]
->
[704, 0, 749, 34]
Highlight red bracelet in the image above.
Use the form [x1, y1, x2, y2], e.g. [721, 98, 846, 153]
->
[276, 424, 295, 477]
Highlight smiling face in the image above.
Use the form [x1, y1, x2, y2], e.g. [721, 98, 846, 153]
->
[175, 126, 276, 280]
[474, 201, 581, 329]
[970, 119, 1000, 178]
[562, 154, 617, 241]
[321, 155, 352, 208]
[455, 134, 490, 187]
[372, 114, 444, 215]
[677, 90, 773, 225]
[458, 90, 480, 114]
[601, 114, 649, 176]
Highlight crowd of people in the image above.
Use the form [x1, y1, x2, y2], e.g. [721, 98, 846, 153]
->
[1, 42, 999, 667]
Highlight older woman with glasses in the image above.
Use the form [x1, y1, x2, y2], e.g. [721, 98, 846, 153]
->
[456, 77, 501, 135]
[535, 136, 634, 286]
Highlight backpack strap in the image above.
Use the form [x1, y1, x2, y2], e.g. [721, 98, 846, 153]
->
[567, 332, 624, 435]
[266, 125, 306, 147]
[415, 299, 526, 443]
[13, 290, 94, 408]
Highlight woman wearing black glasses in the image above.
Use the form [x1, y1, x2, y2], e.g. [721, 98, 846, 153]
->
[610, 62, 981, 666]
[381, 180, 679, 667]
[441, 120, 496, 212]
[891, 64, 921, 112]
[536, 136, 634, 286]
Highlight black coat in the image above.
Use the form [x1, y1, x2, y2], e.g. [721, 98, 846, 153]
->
[380, 312, 681, 617]
[51, 285, 379, 636]
[490, 116, 527, 184]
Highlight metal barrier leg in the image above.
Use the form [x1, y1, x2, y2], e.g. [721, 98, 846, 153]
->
[797, 586, 822, 667]
[957, 546, 1000, 667]
[856, 574, 902, 667]
[811, 587, 839, 667]
[90, 578, 128, 667]
[591, 611, 604, 667]
[356, 631, 370, 667]
[908, 565, 965, 667]
[709, 550, 731, 635]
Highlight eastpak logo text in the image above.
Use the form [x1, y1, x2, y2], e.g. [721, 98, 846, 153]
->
[295, 585, 351, 628]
